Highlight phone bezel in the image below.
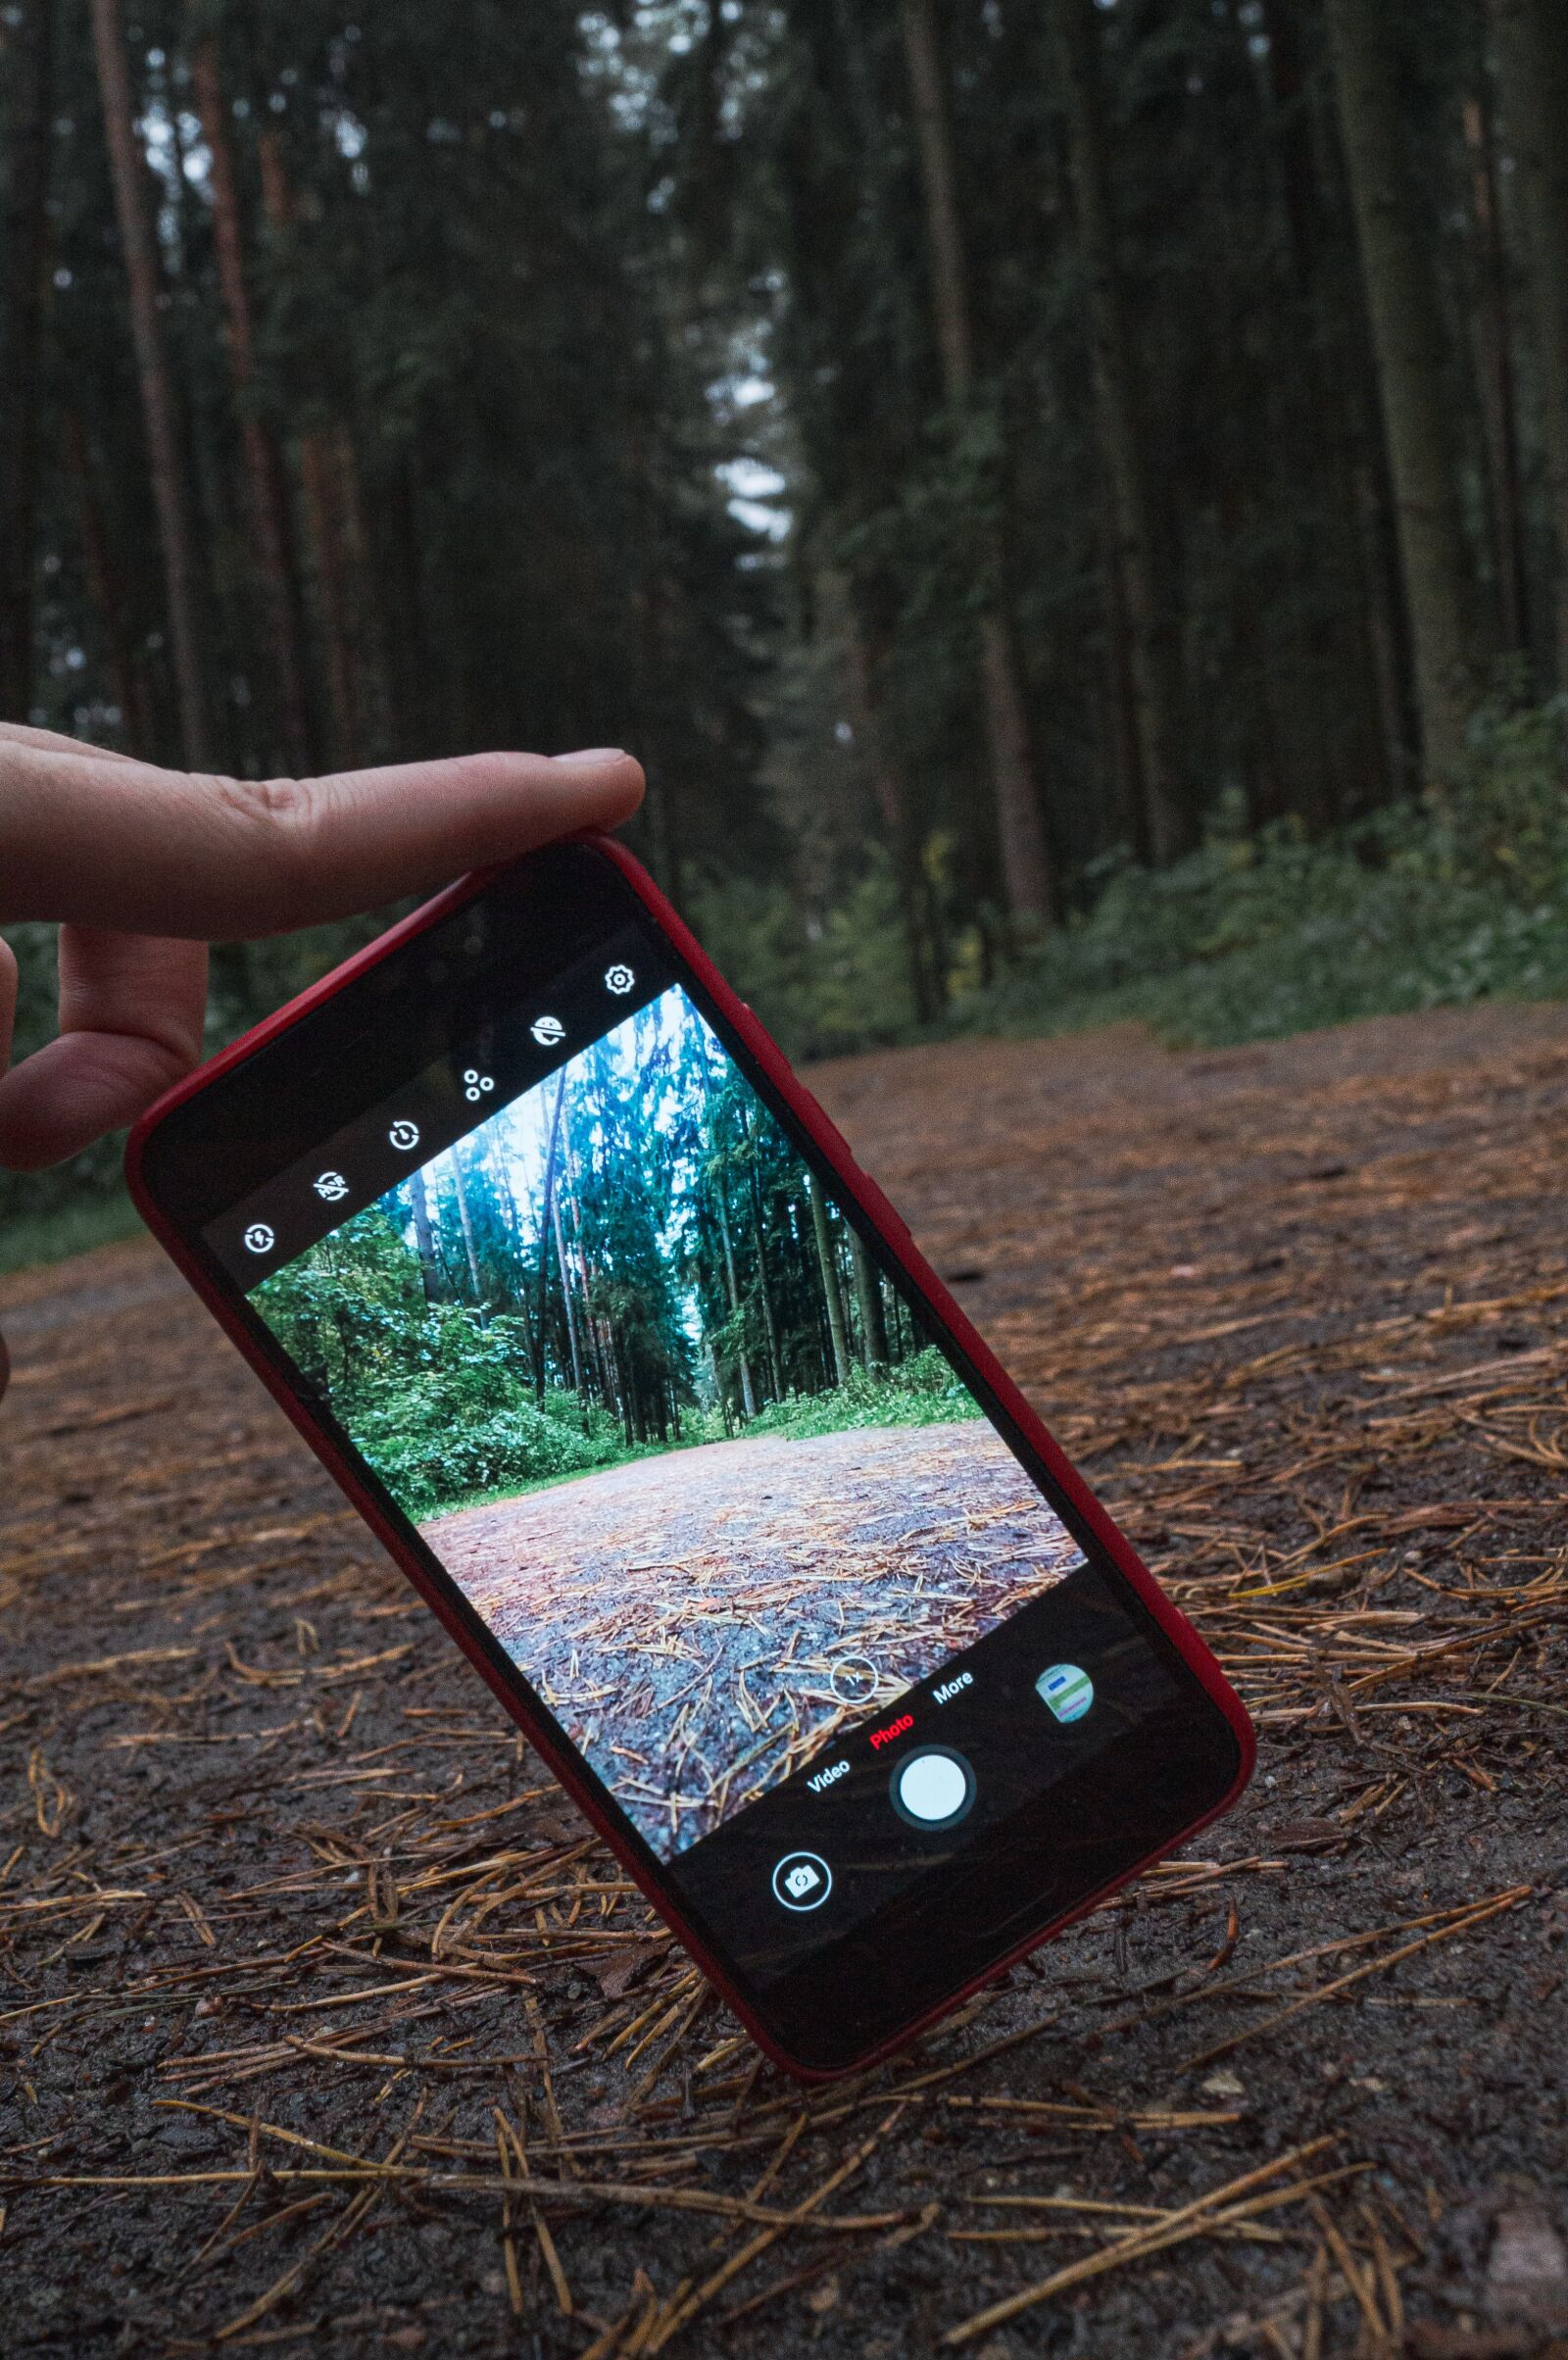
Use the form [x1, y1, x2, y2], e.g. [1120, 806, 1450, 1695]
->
[126, 834, 1254, 2078]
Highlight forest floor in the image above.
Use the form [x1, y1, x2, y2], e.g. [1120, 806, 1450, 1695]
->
[423, 1420, 1084, 1858]
[3, 1000, 1568, 2357]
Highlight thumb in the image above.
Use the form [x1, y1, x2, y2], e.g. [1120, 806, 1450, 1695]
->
[0, 741, 645, 937]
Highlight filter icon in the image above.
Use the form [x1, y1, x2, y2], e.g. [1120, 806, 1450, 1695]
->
[1036, 1662, 1094, 1724]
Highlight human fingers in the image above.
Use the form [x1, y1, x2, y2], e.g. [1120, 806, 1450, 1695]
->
[0, 718, 137, 762]
[0, 925, 209, 1170]
[0, 744, 644, 936]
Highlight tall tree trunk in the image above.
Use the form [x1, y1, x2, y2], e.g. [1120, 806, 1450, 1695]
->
[552, 1193, 583, 1398]
[1258, 0, 1412, 802]
[808, 1170, 852, 1387]
[1054, 0, 1195, 863]
[381, 460, 430, 754]
[1100, 526, 1150, 860]
[1490, 0, 1568, 687]
[297, 430, 361, 769]
[256, 126, 361, 765]
[0, 0, 52, 717]
[61, 409, 147, 747]
[745, 1117, 784, 1401]
[407, 1167, 441, 1306]
[336, 420, 395, 760]
[1462, 90, 1530, 656]
[450, 1155, 484, 1313]
[88, 0, 214, 766]
[843, 596, 941, 1021]
[849, 1227, 890, 1371]
[189, 38, 314, 773]
[1323, 0, 1477, 776]
[534, 1072, 569, 1404]
[714, 1182, 757, 1419]
[899, 0, 1054, 930]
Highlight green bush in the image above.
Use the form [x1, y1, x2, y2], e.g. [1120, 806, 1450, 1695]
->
[354, 1393, 617, 1520]
[745, 1345, 981, 1441]
[952, 695, 1568, 1047]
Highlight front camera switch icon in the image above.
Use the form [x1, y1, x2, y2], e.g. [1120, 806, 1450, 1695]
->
[243, 1223, 275, 1255]
[771, 1850, 832, 1912]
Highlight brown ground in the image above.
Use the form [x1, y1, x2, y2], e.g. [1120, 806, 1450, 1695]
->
[423, 1420, 1083, 1857]
[2, 1001, 1567, 2357]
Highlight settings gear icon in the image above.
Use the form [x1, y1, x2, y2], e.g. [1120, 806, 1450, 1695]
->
[604, 962, 636, 996]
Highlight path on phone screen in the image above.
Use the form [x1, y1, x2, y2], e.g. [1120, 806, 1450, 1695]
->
[4, 1000, 1568, 2357]
[421, 1418, 1085, 1855]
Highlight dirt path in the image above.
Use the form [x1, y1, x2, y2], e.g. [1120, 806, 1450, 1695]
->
[3, 1000, 1568, 2355]
[423, 1421, 1083, 1855]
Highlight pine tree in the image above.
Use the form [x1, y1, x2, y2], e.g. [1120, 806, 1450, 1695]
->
[0, 0, 53, 717]
[1323, 0, 1477, 775]
[1490, 0, 1568, 686]
[88, 0, 215, 766]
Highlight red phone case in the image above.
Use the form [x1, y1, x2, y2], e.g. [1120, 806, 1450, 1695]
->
[127, 833, 1254, 2079]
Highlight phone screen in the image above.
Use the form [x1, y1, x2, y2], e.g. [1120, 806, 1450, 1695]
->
[178, 863, 1239, 2049]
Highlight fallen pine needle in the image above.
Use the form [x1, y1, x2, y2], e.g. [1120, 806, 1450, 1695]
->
[943, 2140, 1355, 2345]
[1180, 1884, 1531, 2071]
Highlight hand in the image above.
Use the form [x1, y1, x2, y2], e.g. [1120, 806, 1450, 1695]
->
[0, 722, 644, 1401]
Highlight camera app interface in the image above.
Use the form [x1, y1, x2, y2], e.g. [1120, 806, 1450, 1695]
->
[220, 936, 1183, 1984]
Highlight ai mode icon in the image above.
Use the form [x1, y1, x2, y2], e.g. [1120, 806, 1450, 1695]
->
[1037, 1662, 1094, 1724]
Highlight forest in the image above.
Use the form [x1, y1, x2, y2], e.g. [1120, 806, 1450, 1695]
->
[4, 0, 1568, 1253]
[253, 988, 976, 1521]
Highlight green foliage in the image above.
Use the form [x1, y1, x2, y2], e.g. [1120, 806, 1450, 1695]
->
[257, 1216, 634, 1518]
[744, 1346, 981, 1442]
[688, 854, 922, 1059]
[355, 1388, 629, 1523]
[952, 699, 1568, 1048]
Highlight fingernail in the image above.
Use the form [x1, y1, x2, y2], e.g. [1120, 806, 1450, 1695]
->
[552, 746, 628, 766]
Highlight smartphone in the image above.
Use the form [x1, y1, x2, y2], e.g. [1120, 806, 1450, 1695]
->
[127, 838, 1252, 2077]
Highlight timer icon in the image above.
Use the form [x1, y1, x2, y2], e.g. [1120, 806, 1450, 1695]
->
[388, 1119, 420, 1152]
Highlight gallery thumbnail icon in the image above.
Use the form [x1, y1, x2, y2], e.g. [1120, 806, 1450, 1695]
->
[1036, 1663, 1094, 1724]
